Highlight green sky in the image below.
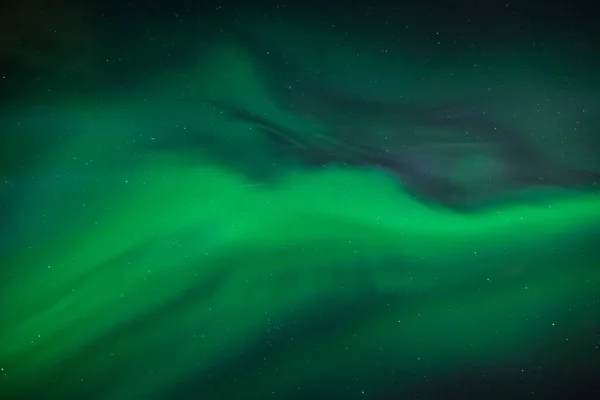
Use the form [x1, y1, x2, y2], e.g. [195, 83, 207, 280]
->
[1, 9, 599, 399]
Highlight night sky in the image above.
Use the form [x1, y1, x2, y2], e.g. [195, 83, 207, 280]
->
[1, 1, 600, 399]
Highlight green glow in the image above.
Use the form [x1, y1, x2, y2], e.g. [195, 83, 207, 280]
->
[1, 15, 599, 400]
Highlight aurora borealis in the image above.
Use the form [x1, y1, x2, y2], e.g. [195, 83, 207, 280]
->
[1, 2, 600, 399]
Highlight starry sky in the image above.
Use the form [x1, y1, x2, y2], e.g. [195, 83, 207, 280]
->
[1, 1, 600, 399]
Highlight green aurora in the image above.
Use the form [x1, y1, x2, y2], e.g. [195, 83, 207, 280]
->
[1, 11, 600, 399]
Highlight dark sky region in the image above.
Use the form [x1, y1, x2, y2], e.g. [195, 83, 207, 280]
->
[1, 1, 599, 399]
